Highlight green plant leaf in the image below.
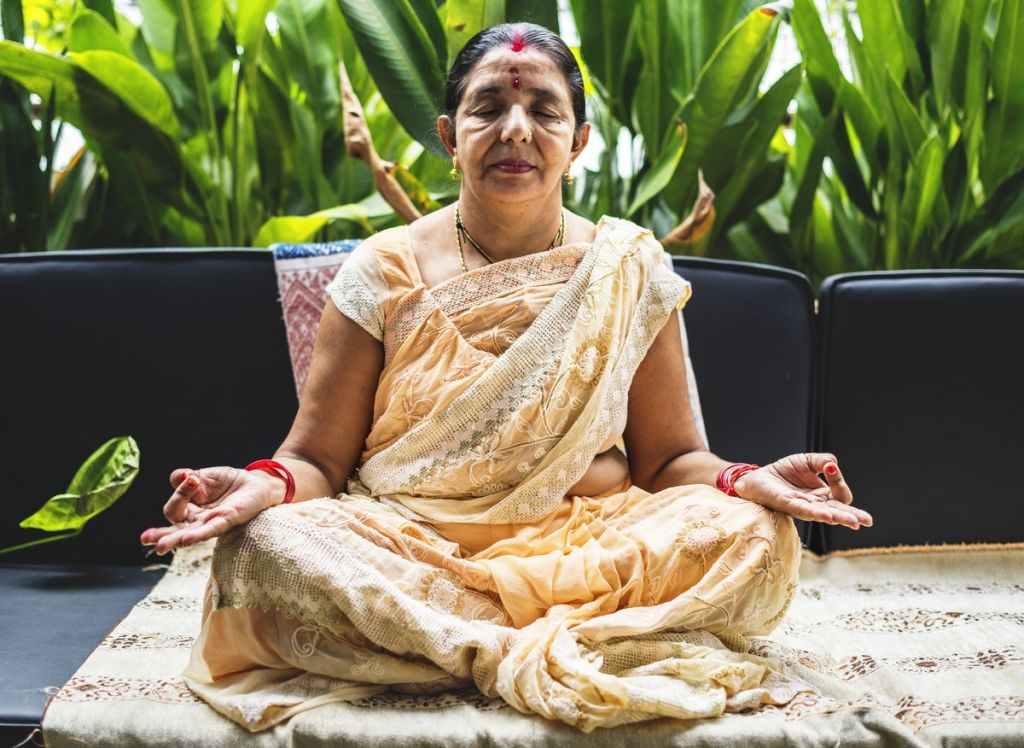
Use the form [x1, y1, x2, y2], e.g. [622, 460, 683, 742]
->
[927, 0, 965, 117]
[337, 0, 446, 153]
[234, 0, 276, 54]
[983, 0, 1024, 189]
[83, 0, 118, 27]
[276, 0, 340, 122]
[506, 0, 558, 30]
[884, 68, 926, 158]
[1, 0, 24, 43]
[19, 436, 140, 532]
[0, 40, 87, 124]
[961, 167, 1024, 261]
[69, 49, 181, 139]
[627, 120, 686, 216]
[904, 133, 945, 250]
[176, 0, 223, 56]
[791, 0, 841, 112]
[710, 63, 802, 229]
[48, 148, 98, 250]
[444, 0, 504, 67]
[69, 9, 133, 57]
[858, 0, 924, 93]
[571, 0, 638, 123]
[254, 203, 373, 245]
[663, 4, 780, 212]
[791, 109, 838, 255]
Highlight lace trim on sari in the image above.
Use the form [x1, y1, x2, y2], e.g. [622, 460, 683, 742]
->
[382, 244, 586, 366]
[326, 263, 385, 341]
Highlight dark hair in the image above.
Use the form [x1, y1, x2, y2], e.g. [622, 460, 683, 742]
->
[444, 23, 586, 132]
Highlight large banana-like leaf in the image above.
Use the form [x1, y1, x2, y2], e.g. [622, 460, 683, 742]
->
[69, 10, 132, 57]
[254, 203, 372, 245]
[70, 50, 181, 139]
[337, 0, 446, 153]
[0, 40, 88, 123]
[662, 5, 780, 211]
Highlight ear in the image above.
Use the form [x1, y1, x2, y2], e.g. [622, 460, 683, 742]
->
[437, 115, 457, 157]
[570, 122, 591, 162]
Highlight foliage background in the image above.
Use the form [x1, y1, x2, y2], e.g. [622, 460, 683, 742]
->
[1, 0, 1021, 283]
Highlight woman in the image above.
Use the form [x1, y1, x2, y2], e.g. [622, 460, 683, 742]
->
[141, 23, 872, 732]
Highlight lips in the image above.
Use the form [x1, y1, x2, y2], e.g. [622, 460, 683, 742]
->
[494, 160, 534, 173]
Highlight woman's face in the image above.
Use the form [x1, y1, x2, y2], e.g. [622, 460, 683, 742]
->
[443, 46, 588, 205]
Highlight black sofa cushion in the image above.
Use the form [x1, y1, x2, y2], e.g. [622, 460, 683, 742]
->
[0, 563, 161, 744]
[0, 250, 297, 565]
[672, 257, 815, 464]
[673, 257, 816, 550]
[816, 270, 1024, 550]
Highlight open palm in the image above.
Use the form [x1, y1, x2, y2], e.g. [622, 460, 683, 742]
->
[140, 467, 280, 555]
[735, 453, 872, 530]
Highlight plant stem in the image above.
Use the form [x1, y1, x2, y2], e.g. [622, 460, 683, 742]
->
[0, 530, 82, 556]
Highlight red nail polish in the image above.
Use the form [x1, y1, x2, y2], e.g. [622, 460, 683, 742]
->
[826, 464, 838, 475]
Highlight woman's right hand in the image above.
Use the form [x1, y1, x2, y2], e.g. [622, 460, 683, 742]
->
[139, 467, 285, 555]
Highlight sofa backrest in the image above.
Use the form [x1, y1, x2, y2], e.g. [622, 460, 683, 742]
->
[816, 270, 1024, 550]
[673, 257, 815, 464]
[0, 250, 297, 564]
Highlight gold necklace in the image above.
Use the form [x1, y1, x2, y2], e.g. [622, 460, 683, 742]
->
[454, 204, 566, 273]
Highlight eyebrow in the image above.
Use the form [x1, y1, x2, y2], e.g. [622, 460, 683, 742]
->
[466, 85, 564, 104]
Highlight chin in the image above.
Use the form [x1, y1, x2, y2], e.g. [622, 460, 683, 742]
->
[475, 176, 554, 202]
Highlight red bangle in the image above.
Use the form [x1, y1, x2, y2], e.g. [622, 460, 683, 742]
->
[715, 463, 760, 497]
[245, 460, 296, 504]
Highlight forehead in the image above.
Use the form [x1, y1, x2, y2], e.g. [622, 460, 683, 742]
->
[463, 47, 571, 100]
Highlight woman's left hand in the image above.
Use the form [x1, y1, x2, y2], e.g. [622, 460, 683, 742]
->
[733, 453, 873, 530]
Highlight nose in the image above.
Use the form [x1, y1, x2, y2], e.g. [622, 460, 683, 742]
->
[500, 104, 532, 144]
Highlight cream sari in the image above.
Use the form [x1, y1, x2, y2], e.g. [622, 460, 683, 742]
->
[184, 217, 804, 731]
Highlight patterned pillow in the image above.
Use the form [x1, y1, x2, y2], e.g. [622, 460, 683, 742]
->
[270, 241, 708, 448]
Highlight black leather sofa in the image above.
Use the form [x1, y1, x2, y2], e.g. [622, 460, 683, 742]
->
[1, 249, 1021, 745]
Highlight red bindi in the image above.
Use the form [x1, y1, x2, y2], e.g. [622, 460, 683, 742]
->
[509, 30, 526, 52]
[510, 66, 521, 90]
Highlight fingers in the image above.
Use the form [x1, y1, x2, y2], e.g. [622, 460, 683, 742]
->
[773, 493, 870, 530]
[169, 468, 192, 489]
[163, 469, 204, 523]
[140, 510, 235, 555]
[819, 459, 853, 505]
[151, 516, 234, 555]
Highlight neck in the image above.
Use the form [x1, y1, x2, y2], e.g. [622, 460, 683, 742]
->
[456, 189, 564, 261]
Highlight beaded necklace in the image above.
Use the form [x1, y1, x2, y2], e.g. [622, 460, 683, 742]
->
[454, 203, 566, 273]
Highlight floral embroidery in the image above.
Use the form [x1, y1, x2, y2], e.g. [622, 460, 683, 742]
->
[675, 520, 727, 561]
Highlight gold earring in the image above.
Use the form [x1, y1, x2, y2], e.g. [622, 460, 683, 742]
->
[450, 155, 460, 180]
[563, 171, 575, 187]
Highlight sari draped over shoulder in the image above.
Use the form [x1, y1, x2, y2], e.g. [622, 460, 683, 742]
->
[183, 217, 805, 732]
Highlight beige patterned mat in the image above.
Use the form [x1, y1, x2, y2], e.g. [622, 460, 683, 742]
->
[42, 543, 1024, 747]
